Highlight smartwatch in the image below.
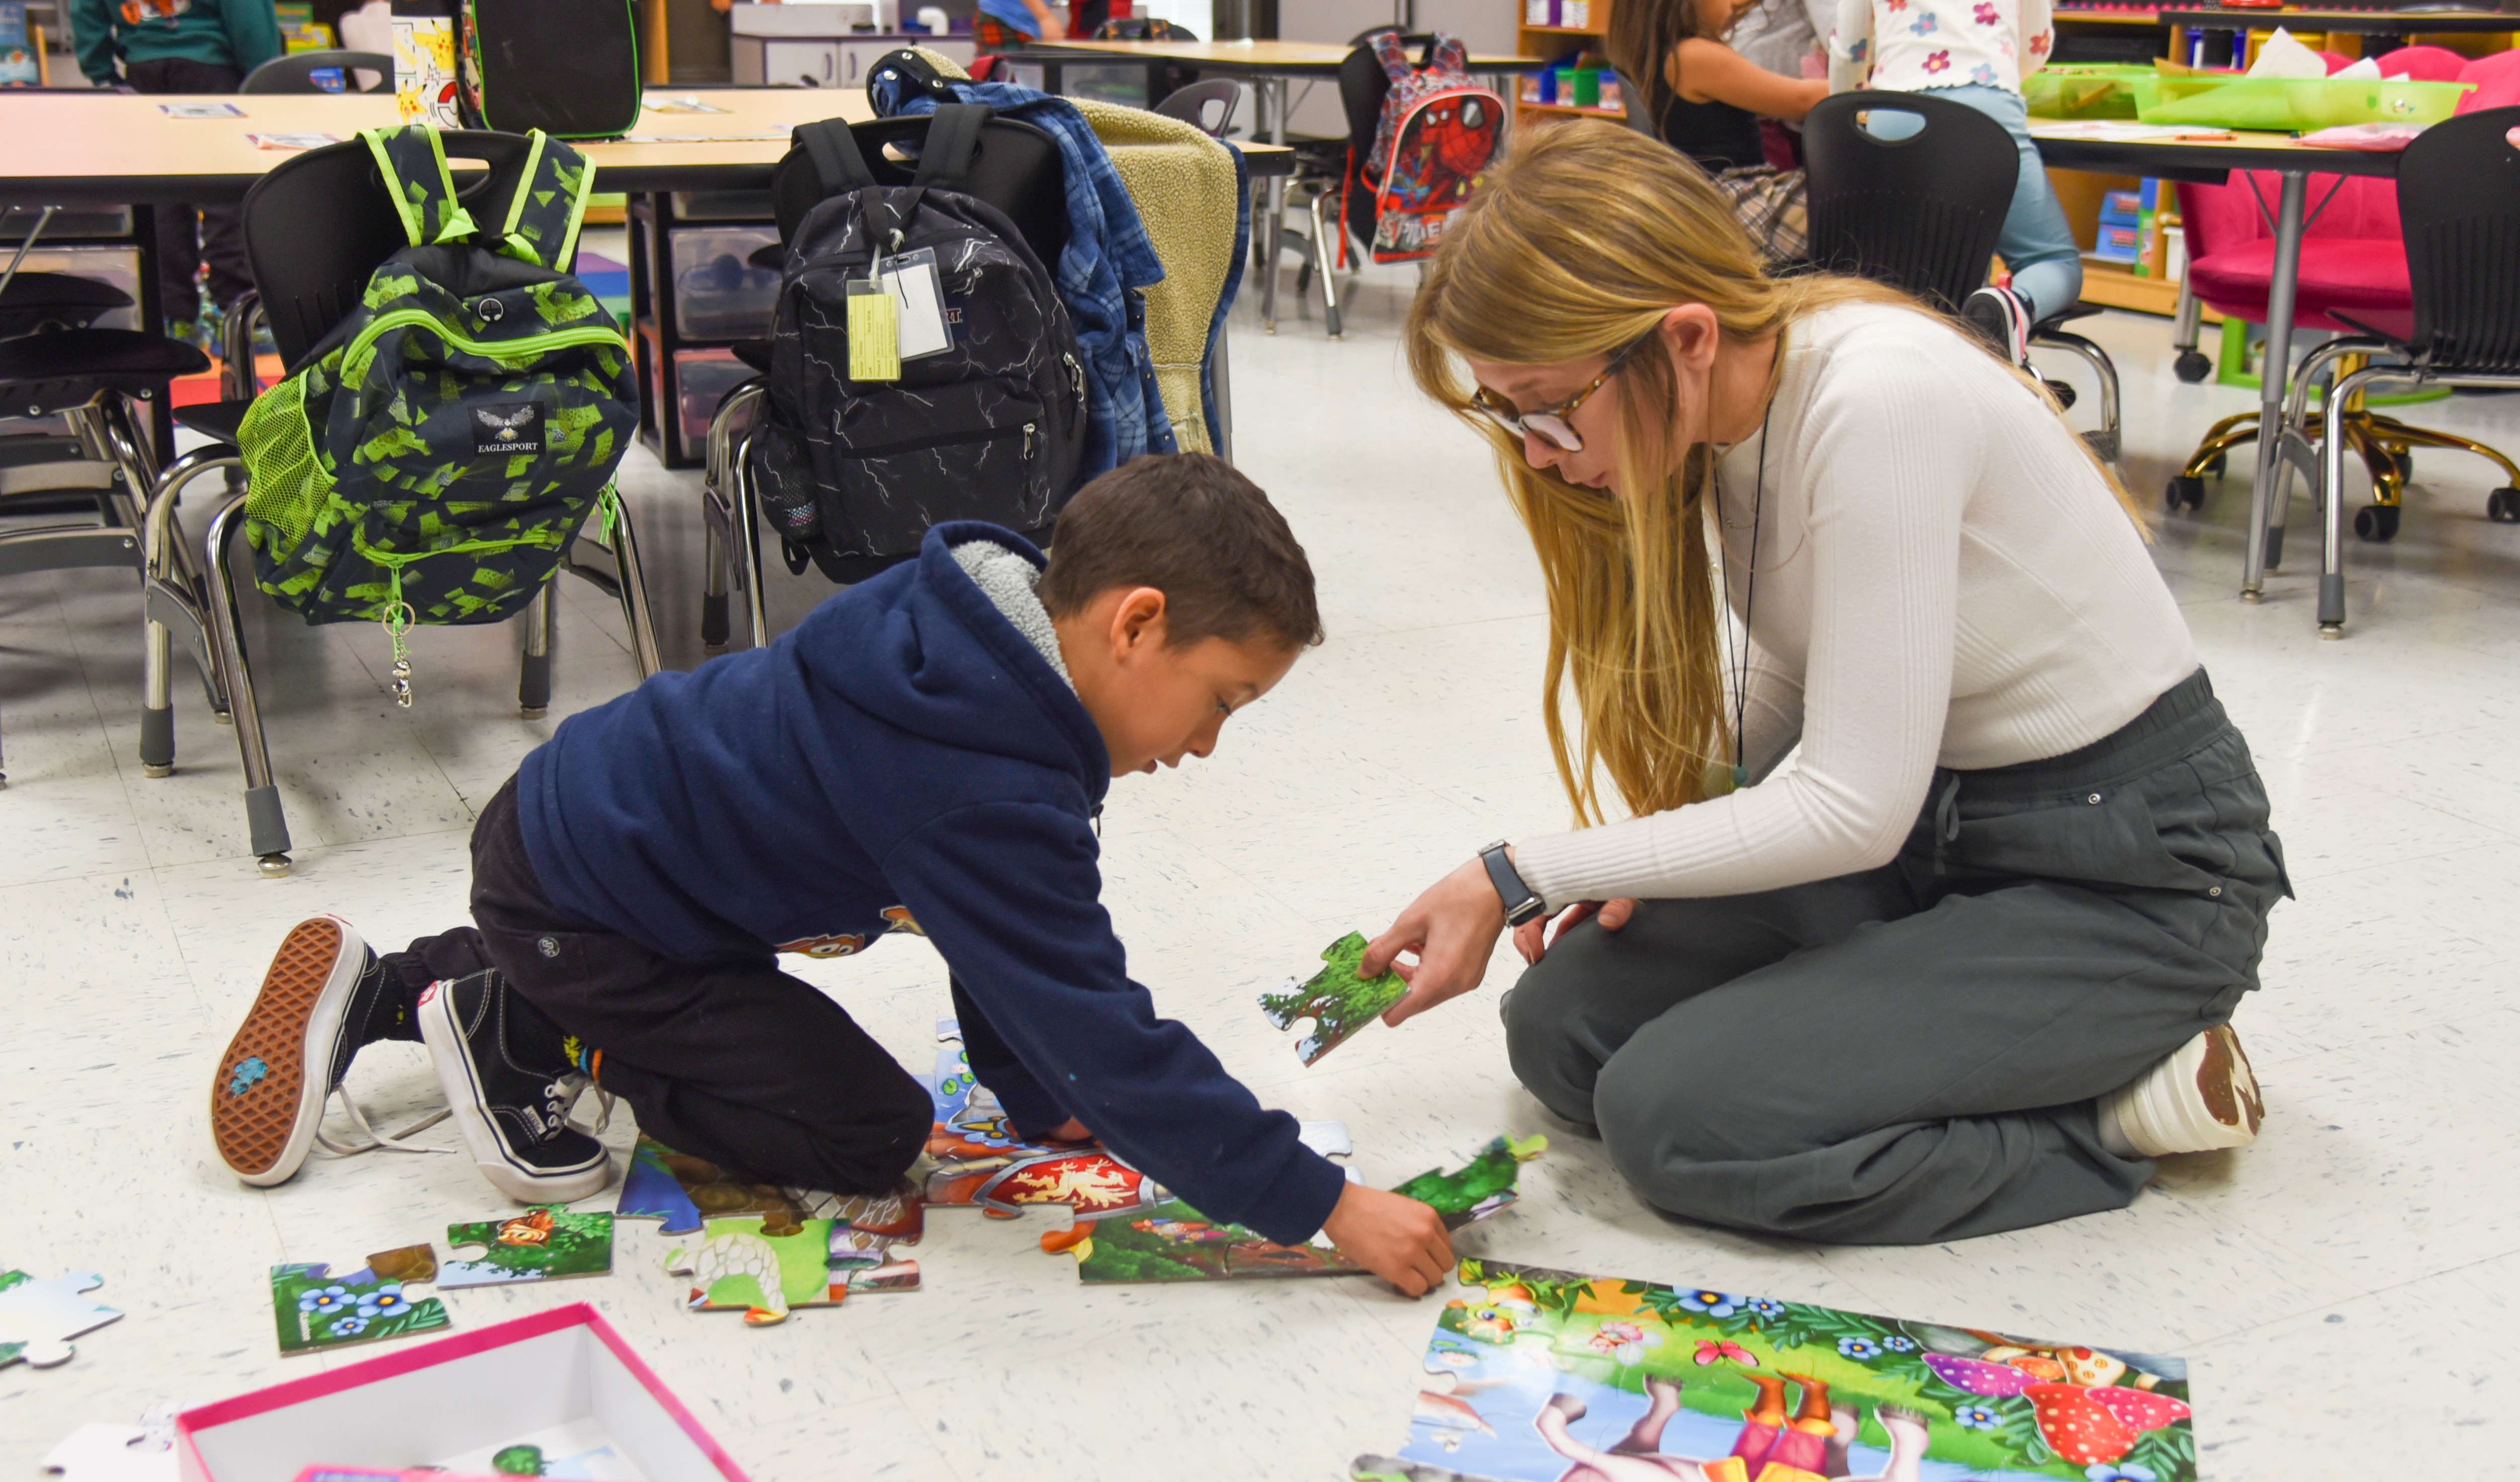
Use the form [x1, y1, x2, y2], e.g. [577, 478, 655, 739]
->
[1480, 841, 1548, 927]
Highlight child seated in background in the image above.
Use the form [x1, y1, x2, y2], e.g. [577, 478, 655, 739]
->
[1610, 0, 1831, 268]
[206, 453, 1457, 1296]
[1830, 0, 2079, 364]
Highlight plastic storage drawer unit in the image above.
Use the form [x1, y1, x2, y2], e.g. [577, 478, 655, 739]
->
[671, 226, 781, 341]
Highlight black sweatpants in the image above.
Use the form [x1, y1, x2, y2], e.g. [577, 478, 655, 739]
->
[1504, 667, 2291, 1246]
[379, 777, 933, 1195]
[121, 58, 256, 316]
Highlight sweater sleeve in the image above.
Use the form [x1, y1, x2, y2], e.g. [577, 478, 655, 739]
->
[1828, 0, 1873, 91]
[1737, 632, 1805, 785]
[2018, 0, 2055, 77]
[223, 0, 285, 79]
[1511, 338, 1970, 907]
[71, 0, 120, 84]
[883, 800, 1348, 1246]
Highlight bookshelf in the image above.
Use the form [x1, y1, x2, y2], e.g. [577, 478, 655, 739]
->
[1516, 0, 1634, 127]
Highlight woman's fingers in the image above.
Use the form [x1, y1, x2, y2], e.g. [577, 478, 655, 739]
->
[1544, 900, 1601, 949]
[1596, 897, 1639, 931]
[1513, 917, 1546, 964]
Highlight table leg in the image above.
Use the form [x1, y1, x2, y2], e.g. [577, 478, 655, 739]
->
[2242, 170, 2306, 602]
[130, 202, 175, 465]
[1262, 76, 1285, 335]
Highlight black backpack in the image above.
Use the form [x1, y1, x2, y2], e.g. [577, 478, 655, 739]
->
[751, 106, 1087, 584]
[458, 0, 642, 139]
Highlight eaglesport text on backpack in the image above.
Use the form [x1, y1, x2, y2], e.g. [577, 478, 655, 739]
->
[236, 125, 637, 704]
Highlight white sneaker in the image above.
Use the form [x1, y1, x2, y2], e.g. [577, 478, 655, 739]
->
[2097, 1023, 2265, 1158]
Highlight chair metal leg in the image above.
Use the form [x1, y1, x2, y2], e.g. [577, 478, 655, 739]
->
[139, 447, 242, 774]
[2170, 276, 2210, 382]
[202, 491, 293, 874]
[2032, 330, 2118, 462]
[2321, 365, 2399, 640]
[2367, 417, 2520, 488]
[734, 430, 771, 650]
[699, 382, 765, 652]
[518, 585, 554, 718]
[607, 496, 661, 679]
[1306, 188, 1344, 341]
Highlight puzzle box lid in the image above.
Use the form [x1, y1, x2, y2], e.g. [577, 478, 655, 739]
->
[175, 1304, 747, 1482]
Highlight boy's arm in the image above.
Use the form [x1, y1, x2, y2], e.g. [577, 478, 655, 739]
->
[224, 0, 285, 80]
[1021, 0, 1066, 40]
[1827, 0, 1872, 92]
[884, 800, 1347, 1247]
[71, 0, 120, 86]
[947, 975, 1067, 1136]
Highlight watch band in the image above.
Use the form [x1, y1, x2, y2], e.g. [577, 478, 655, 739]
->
[1480, 841, 1548, 928]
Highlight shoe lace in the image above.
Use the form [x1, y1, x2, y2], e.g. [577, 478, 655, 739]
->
[311, 1083, 455, 1159]
[544, 1072, 616, 1140]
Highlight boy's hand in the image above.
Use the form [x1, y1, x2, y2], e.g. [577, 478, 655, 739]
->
[1321, 1183, 1453, 1296]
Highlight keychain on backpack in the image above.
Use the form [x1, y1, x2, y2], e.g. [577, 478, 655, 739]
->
[383, 601, 417, 707]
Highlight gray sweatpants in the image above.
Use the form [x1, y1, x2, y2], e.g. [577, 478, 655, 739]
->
[1503, 668, 2289, 1245]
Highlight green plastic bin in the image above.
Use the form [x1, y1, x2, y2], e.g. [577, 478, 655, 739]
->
[2023, 65, 2154, 120]
[2129, 75, 2472, 132]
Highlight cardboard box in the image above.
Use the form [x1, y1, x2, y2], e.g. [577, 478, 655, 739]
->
[177, 1305, 747, 1482]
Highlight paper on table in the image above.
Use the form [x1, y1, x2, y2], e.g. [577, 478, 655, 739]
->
[245, 133, 342, 150]
[2298, 121, 2426, 149]
[2247, 28, 2328, 81]
[160, 102, 245, 118]
[2033, 120, 2237, 140]
[2332, 56, 2382, 81]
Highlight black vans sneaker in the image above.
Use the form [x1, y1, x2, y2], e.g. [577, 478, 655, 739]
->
[211, 916, 439, 1187]
[418, 969, 613, 1202]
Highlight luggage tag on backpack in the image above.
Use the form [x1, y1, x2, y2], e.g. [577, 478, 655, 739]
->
[875, 247, 953, 362]
[847, 275, 902, 383]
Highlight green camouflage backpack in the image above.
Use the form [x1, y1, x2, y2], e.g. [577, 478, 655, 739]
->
[240, 125, 636, 703]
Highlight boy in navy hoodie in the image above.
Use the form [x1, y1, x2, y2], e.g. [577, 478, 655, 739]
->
[206, 454, 1455, 1293]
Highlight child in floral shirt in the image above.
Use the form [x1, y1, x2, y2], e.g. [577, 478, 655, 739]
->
[1828, 0, 2075, 365]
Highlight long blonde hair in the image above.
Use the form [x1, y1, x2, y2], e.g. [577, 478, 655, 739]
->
[1406, 121, 2141, 827]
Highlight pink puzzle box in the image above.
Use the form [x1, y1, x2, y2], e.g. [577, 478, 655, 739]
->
[173, 1305, 749, 1482]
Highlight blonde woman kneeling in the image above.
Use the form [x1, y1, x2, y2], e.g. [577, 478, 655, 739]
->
[1362, 123, 2285, 1245]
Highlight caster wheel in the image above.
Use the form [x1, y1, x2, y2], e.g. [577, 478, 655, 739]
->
[2385, 447, 2413, 481]
[2044, 378, 2077, 410]
[2487, 487, 2520, 523]
[2165, 475, 2206, 513]
[2174, 349, 2213, 383]
[2353, 503, 2401, 542]
[2203, 451, 2228, 478]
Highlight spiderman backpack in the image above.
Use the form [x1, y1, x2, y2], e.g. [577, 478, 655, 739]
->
[1357, 32, 1503, 264]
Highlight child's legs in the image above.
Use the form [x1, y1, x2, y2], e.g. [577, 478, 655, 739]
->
[1590, 878, 2226, 1245]
[467, 783, 929, 1194]
[1929, 83, 2084, 321]
[1501, 867, 1917, 1132]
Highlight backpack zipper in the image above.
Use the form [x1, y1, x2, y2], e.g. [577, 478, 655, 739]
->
[339, 307, 627, 388]
[839, 421, 1040, 461]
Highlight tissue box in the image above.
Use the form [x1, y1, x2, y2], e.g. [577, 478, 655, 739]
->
[177, 1305, 748, 1482]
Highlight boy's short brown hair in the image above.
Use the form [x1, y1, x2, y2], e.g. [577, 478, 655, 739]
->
[1037, 452, 1324, 651]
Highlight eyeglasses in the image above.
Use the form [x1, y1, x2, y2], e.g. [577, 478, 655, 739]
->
[1467, 332, 1657, 454]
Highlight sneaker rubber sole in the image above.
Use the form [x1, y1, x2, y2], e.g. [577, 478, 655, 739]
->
[416, 977, 611, 1204]
[2106, 1023, 2265, 1157]
[210, 916, 365, 1187]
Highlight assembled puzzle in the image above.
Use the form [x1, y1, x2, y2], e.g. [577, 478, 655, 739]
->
[616, 1137, 924, 1246]
[1260, 931, 1411, 1066]
[1355, 1257, 2195, 1482]
[270, 1248, 450, 1356]
[438, 1208, 615, 1290]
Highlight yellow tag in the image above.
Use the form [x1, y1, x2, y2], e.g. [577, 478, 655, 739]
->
[847, 281, 901, 382]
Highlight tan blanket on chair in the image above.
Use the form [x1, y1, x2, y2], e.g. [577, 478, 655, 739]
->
[1074, 99, 1239, 456]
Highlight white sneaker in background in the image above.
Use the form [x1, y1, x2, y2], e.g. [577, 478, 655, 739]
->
[2097, 1023, 2265, 1158]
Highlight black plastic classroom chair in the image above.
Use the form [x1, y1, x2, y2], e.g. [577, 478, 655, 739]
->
[1800, 91, 2122, 460]
[241, 49, 395, 94]
[136, 132, 660, 877]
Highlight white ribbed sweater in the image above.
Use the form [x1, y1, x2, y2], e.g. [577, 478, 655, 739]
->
[1510, 304, 2197, 909]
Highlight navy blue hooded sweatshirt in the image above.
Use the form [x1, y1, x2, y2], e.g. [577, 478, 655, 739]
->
[513, 522, 1347, 1246]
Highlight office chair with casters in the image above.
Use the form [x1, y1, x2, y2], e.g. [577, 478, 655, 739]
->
[240, 50, 394, 93]
[2300, 106, 2520, 638]
[136, 132, 661, 877]
[1801, 91, 2123, 460]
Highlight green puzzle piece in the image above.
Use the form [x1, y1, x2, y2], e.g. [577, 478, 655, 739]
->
[1258, 931, 1409, 1066]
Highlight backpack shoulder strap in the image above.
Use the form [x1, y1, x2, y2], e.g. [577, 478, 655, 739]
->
[1373, 31, 1412, 83]
[362, 125, 477, 247]
[910, 103, 994, 191]
[1434, 35, 1468, 74]
[797, 118, 881, 200]
[493, 131, 597, 269]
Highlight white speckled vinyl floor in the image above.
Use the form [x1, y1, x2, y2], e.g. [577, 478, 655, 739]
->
[6, 254, 2520, 1481]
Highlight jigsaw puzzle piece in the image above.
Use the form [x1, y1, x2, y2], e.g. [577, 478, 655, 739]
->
[438, 1208, 614, 1289]
[270, 1258, 449, 1357]
[664, 1217, 849, 1325]
[1258, 932, 1410, 1066]
[1390, 1134, 1548, 1230]
[0, 1270, 122, 1369]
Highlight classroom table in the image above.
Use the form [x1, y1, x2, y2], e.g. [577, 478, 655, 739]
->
[2029, 122, 2405, 600]
[1003, 37, 1544, 331]
[0, 87, 1290, 454]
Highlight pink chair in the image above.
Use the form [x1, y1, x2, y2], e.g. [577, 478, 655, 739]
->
[2378, 45, 2469, 84]
[2316, 50, 2355, 74]
[2458, 49, 2520, 113]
